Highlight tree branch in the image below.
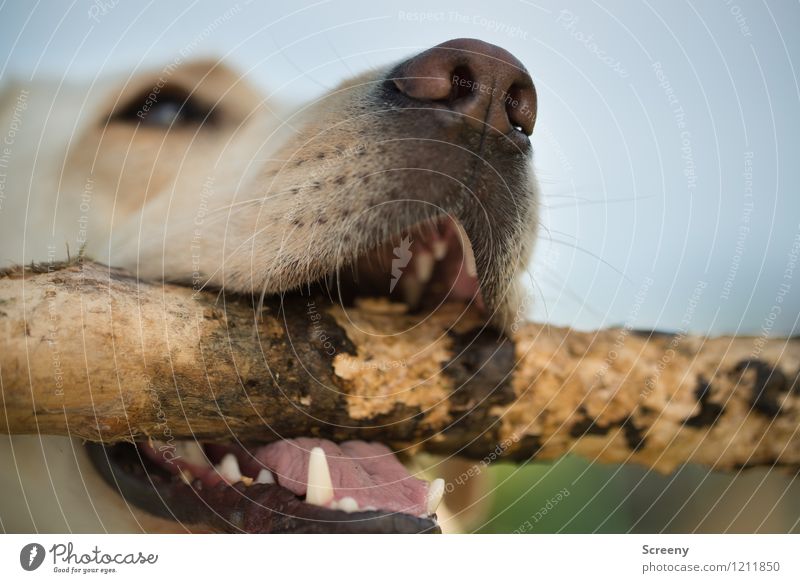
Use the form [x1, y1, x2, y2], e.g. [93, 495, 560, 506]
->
[1, 260, 797, 473]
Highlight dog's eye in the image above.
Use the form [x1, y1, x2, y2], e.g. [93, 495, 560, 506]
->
[110, 87, 216, 128]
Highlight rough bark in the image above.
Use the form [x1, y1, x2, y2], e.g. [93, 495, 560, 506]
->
[1, 260, 798, 473]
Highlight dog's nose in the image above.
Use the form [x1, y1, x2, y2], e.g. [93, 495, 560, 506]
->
[393, 38, 536, 136]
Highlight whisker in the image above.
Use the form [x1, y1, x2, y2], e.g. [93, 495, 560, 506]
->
[544, 238, 632, 284]
[535, 268, 605, 319]
[543, 195, 655, 210]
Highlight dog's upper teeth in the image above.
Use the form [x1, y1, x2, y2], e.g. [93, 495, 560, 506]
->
[400, 277, 423, 308]
[178, 468, 193, 485]
[464, 249, 478, 278]
[453, 222, 478, 277]
[255, 468, 275, 484]
[415, 250, 435, 283]
[332, 496, 359, 513]
[426, 478, 445, 515]
[174, 441, 208, 467]
[216, 453, 242, 483]
[432, 239, 448, 260]
[306, 447, 334, 506]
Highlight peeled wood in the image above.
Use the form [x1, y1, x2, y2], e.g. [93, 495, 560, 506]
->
[0, 260, 798, 473]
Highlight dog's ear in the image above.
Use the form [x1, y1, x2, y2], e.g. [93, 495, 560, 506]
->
[102, 59, 262, 130]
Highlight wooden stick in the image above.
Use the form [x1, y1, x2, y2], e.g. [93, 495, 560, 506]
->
[1, 260, 798, 473]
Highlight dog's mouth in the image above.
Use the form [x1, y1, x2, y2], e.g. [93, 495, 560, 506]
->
[330, 215, 484, 314]
[89, 212, 490, 534]
[88, 438, 442, 534]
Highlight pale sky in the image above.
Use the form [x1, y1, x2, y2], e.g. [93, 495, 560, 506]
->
[2, 0, 798, 335]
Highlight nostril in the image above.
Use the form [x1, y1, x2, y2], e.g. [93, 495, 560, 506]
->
[393, 69, 452, 102]
[449, 65, 475, 102]
[505, 83, 537, 136]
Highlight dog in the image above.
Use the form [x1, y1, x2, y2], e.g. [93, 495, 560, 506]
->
[0, 39, 539, 533]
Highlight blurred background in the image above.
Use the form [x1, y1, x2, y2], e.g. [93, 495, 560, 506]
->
[1, 0, 798, 532]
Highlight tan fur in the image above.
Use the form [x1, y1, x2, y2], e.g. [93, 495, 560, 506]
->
[3, 54, 791, 535]
[0, 54, 539, 532]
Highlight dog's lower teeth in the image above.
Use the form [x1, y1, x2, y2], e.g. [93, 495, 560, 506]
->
[216, 453, 242, 483]
[255, 468, 275, 484]
[426, 478, 445, 515]
[333, 497, 359, 513]
[306, 447, 335, 506]
[144, 440, 435, 520]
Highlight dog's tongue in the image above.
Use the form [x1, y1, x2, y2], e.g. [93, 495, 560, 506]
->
[248, 438, 429, 516]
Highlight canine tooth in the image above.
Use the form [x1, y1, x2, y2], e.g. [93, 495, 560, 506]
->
[306, 447, 334, 506]
[336, 497, 359, 513]
[454, 222, 478, 277]
[255, 469, 275, 484]
[216, 453, 242, 482]
[432, 240, 448, 260]
[462, 240, 478, 278]
[174, 441, 208, 466]
[415, 251, 435, 283]
[426, 478, 445, 515]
